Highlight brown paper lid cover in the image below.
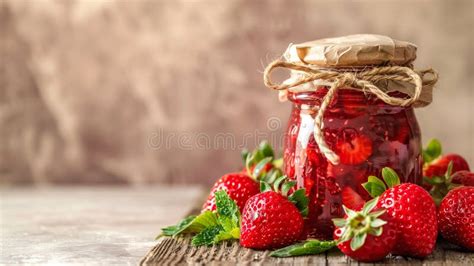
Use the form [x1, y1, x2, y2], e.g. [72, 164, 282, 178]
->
[286, 34, 417, 67]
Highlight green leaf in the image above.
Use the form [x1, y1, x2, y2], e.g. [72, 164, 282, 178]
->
[159, 215, 197, 237]
[332, 218, 347, 227]
[191, 225, 223, 246]
[159, 211, 219, 237]
[423, 139, 442, 163]
[264, 169, 280, 184]
[350, 233, 367, 251]
[270, 240, 336, 257]
[273, 175, 287, 192]
[281, 180, 296, 197]
[445, 161, 454, 178]
[215, 190, 240, 227]
[213, 190, 241, 244]
[370, 209, 386, 218]
[252, 157, 273, 179]
[342, 205, 357, 218]
[362, 176, 387, 198]
[423, 176, 439, 186]
[260, 181, 272, 192]
[273, 158, 283, 169]
[381, 167, 400, 188]
[371, 227, 383, 237]
[288, 188, 309, 217]
[241, 149, 249, 164]
[259, 141, 274, 158]
[214, 227, 240, 242]
[339, 227, 353, 243]
[370, 218, 387, 228]
[361, 197, 379, 215]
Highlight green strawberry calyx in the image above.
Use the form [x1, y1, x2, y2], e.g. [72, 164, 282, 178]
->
[243, 141, 283, 181]
[332, 197, 387, 251]
[260, 175, 309, 217]
[159, 190, 241, 246]
[362, 167, 401, 198]
[423, 161, 461, 206]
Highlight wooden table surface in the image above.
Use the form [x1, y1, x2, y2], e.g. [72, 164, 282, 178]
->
[2, 186, 473, 265]
[141, 203, 474, 266]
[1, 186, 202, 265]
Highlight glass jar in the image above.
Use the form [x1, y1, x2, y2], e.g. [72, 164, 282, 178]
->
[283, 87, 423, 239]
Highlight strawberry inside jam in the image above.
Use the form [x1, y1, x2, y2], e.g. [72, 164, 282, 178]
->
[283, 87, 422, 240]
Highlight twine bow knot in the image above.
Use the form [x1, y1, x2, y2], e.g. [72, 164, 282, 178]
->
[263, 60, 438, 165]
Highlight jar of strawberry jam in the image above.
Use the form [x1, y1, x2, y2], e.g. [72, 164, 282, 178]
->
[263, 35, 438, 239]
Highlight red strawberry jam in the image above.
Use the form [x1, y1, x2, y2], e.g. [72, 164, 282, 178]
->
[283, 87, 423, 240]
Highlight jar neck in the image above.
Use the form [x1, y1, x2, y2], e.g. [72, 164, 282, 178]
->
[287, 86, 409, 108]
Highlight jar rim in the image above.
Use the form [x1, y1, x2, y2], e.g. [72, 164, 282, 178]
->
[287, 88, 410, 107]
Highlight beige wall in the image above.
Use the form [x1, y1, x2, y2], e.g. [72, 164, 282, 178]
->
[1, 0, 473, 185]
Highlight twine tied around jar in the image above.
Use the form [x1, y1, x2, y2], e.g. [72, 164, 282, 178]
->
[263, 60, 438, 165]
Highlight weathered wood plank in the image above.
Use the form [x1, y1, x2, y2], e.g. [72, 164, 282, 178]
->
[141, 195, 473, 265]
[141, 236, 473, 266]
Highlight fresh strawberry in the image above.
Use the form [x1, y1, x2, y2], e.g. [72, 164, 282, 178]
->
[451, 171, 474, 186]
[242, 141, 280, 179]
[422, 139, 470, 190]
[202, 173, 260, 212]
[424, 153, 470, 179]
[240, 177, 308, 249]
[363, 167, 438, 258]
[438, 187, 474, 251]
[424, 162, 467, 206]
[341, 187, 365, 211]
[204, 141, 283, 213]
[332, 198, 397, 262]
[335, 133, 373, 165]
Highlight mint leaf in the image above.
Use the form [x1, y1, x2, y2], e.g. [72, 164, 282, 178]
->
[214, 227, 240, 242]
[160, 215, 196, 237]
[215, 190, 239, 226]
[191, 225, 223, 246]
[270, 240, 336, 257]
[381, 167, 400, 188]
[162, 190, 241, 246]
[423, 139, 442, 163]
[213, 190, 240, 243]
[159, 211, 218, 238]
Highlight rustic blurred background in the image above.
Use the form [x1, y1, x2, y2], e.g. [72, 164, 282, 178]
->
[1, 0, 473, 186]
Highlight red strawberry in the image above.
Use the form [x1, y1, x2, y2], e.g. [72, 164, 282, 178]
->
[202, 173, 259, 212]
[240, 178, 308, 249]
[240, 191, 304, 249]
[451, 171, 474, 186]
[377, 184, 437, 257]
[438, 187, 474, 251]
[332, 198, 398, 262]
[363, 168, 438, 258]
[341, 187, 365, 211]
[424, 153, 470, 182]
[335, 134, 373, 165]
